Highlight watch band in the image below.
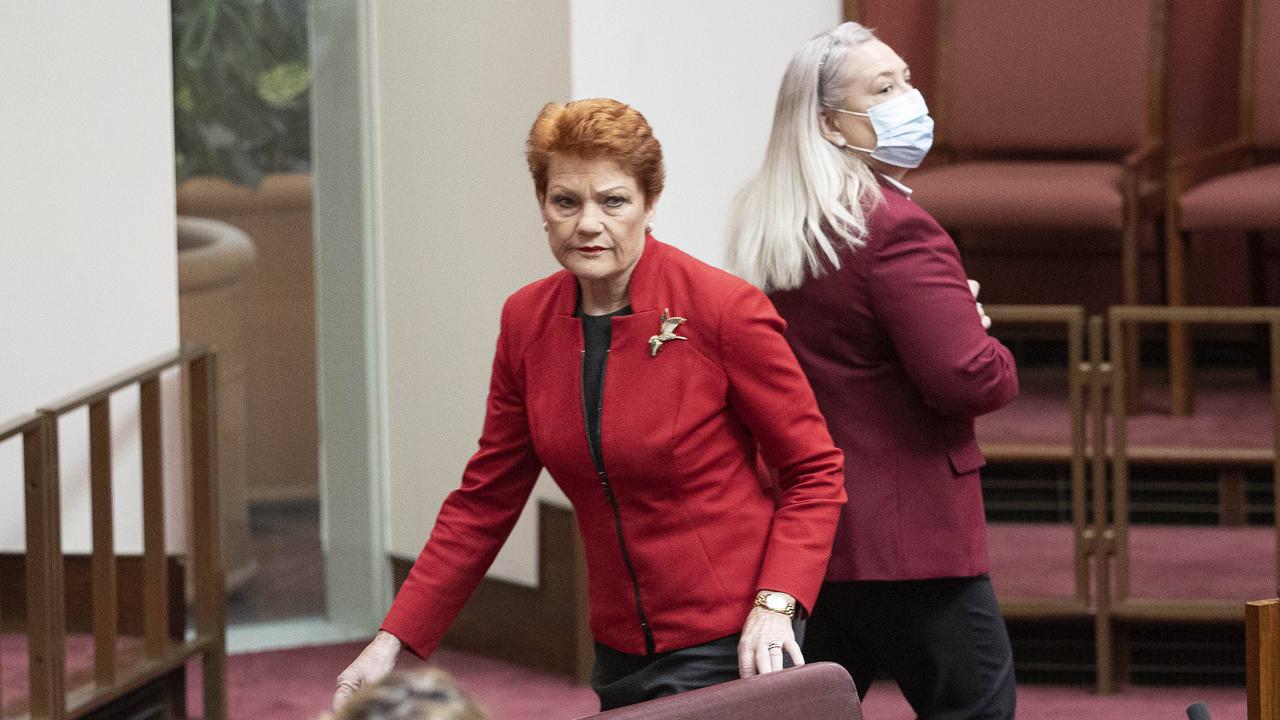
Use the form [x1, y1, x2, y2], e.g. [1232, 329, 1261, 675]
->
[753, 590, 796, 618]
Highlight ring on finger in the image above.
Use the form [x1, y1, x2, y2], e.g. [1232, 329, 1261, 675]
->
[767, 641, 782, 650]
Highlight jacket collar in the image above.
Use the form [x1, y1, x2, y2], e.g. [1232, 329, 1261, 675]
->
[550, 233, 665, 315]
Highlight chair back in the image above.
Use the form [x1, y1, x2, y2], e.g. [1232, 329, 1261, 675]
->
[934, 0, 1164, 154]
[1247, 0, 1280, 147]
[579, 663, 863, 720]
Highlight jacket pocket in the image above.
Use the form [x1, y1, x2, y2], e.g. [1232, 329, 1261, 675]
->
[947, 440, 987, 475]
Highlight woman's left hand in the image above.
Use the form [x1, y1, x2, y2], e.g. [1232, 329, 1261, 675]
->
[969, 279, 992, 330]
[737, 602, 803, 677]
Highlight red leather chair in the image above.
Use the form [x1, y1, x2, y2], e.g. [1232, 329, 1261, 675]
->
[576, 663, 864, 720]
[907, 0, 1166, 310]
[1165, 0, 1280, 415]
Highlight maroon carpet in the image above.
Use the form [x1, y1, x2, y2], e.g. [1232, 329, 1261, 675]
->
[976, 368, 1274, 452]
[989, 522, 1276, 601]
[0, 636, 1251, 719]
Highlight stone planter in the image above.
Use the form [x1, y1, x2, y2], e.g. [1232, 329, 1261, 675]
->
[176, 175, 318, 505]
[177, 216, 258, 592]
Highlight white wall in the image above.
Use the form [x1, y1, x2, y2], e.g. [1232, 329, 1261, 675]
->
[374, 1, 572, 585]
[571, 1, 841, 266]
[377, 1, 840, 586]
[0, 3, 182, 553]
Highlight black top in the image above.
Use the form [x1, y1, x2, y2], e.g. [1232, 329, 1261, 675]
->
[580, 305, 632, 471]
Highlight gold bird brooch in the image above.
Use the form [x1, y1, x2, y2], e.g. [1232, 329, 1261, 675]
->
[648, 308, 688, 357]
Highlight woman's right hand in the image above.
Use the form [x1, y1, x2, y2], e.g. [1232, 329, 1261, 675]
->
[332, 630, 403, 713]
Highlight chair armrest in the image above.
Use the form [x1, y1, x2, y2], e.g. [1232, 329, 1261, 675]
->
[1167, 139, 1253, 195]
[1123, 137, 1163, 172]
[1122, 137, 1164, 205]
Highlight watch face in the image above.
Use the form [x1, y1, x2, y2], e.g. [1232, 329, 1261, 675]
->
[765, 594, 788, 611]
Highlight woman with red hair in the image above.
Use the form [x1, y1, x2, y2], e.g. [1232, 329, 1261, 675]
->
[332, 98, 846, 711]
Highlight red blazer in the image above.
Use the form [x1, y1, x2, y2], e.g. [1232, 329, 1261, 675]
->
[383, 236, 845, 657]
[768, 182, 1018, 582]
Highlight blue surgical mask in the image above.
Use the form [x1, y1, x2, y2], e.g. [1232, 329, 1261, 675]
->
[829, 88, 934, 169]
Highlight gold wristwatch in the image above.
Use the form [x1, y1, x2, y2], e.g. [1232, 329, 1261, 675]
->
[753, 590, 796, 618]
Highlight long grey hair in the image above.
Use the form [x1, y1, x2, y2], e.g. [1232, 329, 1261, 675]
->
[727, 22, 884, 293]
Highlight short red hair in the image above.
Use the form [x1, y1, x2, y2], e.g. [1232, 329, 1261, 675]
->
[526, 98, 665, 204]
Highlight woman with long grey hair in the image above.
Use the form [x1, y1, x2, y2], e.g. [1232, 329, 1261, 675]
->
[729, 22, 1019, 719]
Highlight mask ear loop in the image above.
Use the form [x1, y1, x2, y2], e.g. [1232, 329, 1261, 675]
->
[826, 107, 876, 155]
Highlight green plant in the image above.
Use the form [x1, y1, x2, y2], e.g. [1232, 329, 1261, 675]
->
[172, 0, 311, 187]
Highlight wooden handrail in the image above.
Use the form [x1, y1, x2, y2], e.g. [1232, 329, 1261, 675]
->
[38, 347, 204, 416]
[1110, 306, 1280, 324]
[2, 345, 226, 720]
[0, 413, 41, 443]
[1103, 308, 1280, 694]
[1108, 307, 1280, 605]
[985, 304, 1091, 608]
[1248, 599, 1279, 720]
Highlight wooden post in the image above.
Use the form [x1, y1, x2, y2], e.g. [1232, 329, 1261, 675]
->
[1247, 599, 1279, 720]
[140, 376, 170, 658]
[1272, 322, 1280, 592]
[89, 398, 118, 687]
[189, 353, 227, 720]
[1109, 315, 1132, 605]
[1068, 310, 1088, 603]
[1219, 469, 1249, 526]
[1089, 316, 1115, 694]
[25, 414, 66, 720]
[1165, 226, 1192, 416]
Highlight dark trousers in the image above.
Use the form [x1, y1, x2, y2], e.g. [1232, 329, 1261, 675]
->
[804, 575, 1015, 720]
[591, 621, 806, 711]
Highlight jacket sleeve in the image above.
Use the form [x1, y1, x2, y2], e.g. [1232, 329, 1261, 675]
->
[719, 283, 847, 613]
[869, 210, 1019, 418]
[380, 300, 543, 658]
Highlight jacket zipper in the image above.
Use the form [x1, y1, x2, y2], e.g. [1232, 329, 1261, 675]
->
[582, 346, 656, 655]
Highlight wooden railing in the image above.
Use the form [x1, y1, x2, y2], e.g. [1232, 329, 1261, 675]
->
[1091, 307, 1280, 693]
[0, 347, 225, 720]
[973, 306, 1280, 693]
[981, 305, 1091, 618]
[1107, 307, 1280, 623]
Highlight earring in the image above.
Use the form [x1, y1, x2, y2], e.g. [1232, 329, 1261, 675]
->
[542, 221, 548, 232]
[645, 223, 653, 233]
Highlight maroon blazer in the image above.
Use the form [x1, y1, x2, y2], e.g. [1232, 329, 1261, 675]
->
[383, 236, 846, 658]
[768, 182, 1018, 581]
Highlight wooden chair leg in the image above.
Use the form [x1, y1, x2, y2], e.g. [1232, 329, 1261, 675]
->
[1219, 468, 1248, 526]
[1167, 224, 1194, 415]
[1121, 220, 1143, 413]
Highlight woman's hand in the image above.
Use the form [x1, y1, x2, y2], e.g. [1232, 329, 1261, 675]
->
[969, 279, 992, 330]
[737, 598, 803, 677]
[332, 630, 403, 712]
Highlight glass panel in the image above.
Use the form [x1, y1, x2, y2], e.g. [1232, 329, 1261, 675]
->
[171, 0, 325, 626]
